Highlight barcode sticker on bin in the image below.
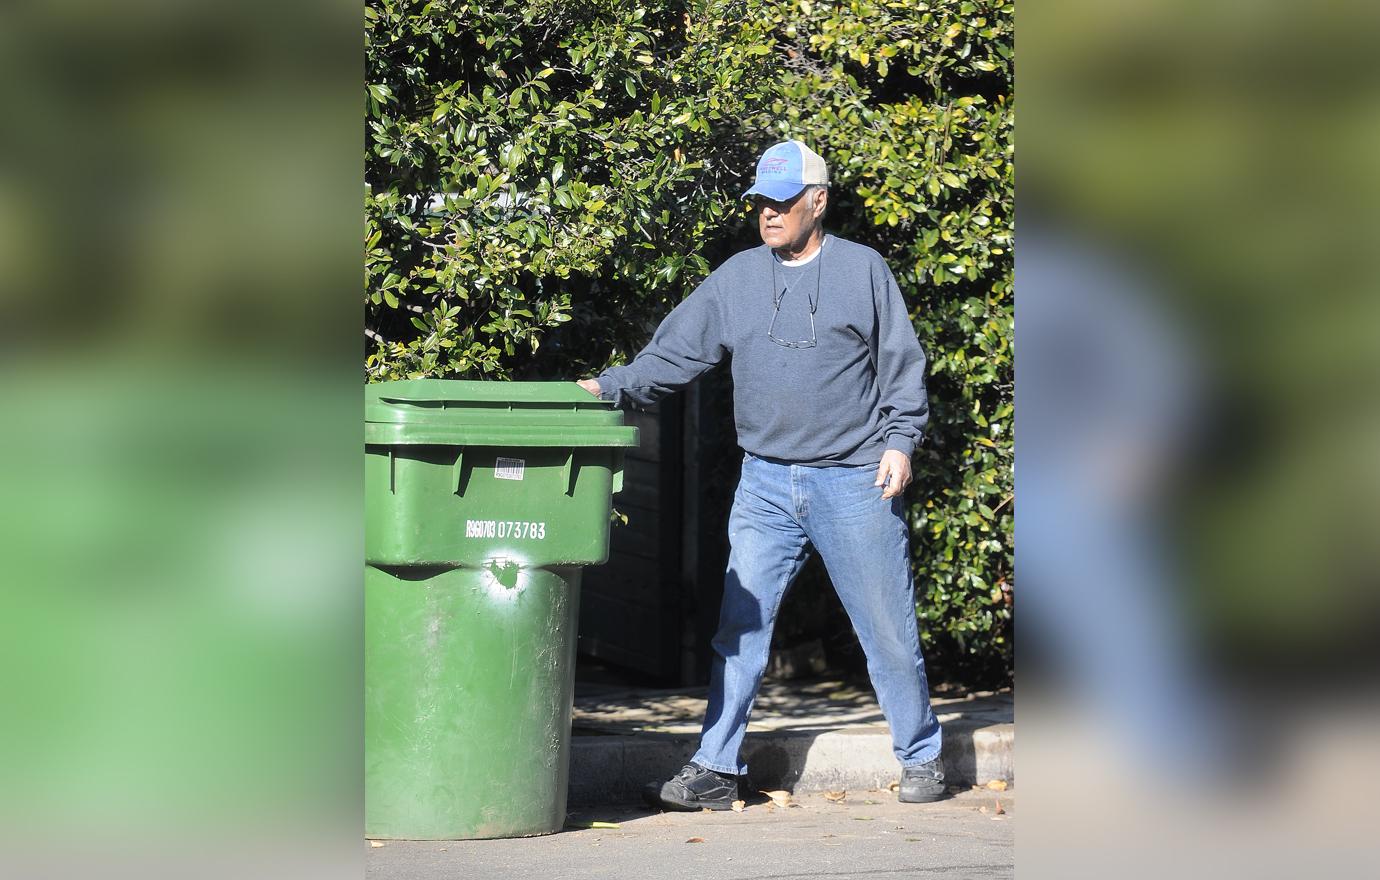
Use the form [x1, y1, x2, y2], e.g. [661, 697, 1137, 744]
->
[494, 457, 525, 481]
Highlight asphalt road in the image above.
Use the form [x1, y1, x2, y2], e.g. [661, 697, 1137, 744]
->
[367, 789, 1014, 880]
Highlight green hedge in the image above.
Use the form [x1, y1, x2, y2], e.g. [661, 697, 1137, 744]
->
[366, 0, 1013, 685]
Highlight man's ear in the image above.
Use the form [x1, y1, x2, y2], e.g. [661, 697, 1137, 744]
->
[813, 188, 828, 218]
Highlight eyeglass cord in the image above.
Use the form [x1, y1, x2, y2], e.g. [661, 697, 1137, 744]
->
[767, 237, 825, 349]
[769, 237, 824, 314]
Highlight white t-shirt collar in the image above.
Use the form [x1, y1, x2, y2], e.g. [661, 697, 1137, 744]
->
[773, 234, 828, 267]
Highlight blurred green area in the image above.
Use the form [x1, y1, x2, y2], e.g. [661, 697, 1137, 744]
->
[1022, 5, 1380, 875]
[366, 0, 1014, 685]
[0, 371, 358, 824]
[0, 1, 360, 874]
[1022, 0, 1380, 674]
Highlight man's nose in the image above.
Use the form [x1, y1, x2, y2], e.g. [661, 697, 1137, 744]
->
[760, 204, 780, 218]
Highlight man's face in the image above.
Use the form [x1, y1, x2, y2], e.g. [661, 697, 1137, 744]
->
[754, 189, 822, 250]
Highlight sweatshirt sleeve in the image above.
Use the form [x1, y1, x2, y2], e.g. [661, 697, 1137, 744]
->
[595, 274, 729, 409]
[873, 257, 930, 457]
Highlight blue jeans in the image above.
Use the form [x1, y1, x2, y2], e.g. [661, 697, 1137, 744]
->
[692, 453, 943, 776]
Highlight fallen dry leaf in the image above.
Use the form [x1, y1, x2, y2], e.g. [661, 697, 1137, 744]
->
[824, 790, 847, 803]
[887, 781, 900, 792]
[368, 841, 384, 848]
[567, 821, 621, 829]
[985, 779, 1008, 792]
[760, 789, 793, 808]
[731, 800, 745, 813]
[686, 837, 706, 844]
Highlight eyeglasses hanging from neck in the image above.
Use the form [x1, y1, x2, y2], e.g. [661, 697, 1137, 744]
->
[766, 241, 823, 350]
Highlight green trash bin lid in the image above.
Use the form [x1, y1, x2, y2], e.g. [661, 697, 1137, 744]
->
[365, 378, 639, 447]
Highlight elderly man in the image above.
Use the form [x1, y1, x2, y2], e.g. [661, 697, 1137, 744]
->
[576, 140, 945, 809]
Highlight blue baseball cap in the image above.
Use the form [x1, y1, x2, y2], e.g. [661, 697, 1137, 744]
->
[742, 140, 830, 202]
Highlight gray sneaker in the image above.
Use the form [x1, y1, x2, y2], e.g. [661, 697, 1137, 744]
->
[642, 762, 740, 812]
[898, 757, 948, 803]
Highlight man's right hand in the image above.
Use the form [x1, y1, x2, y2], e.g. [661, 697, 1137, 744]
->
[576, 378, 602, 397]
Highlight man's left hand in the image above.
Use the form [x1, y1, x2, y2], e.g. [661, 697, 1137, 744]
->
[875, 450, 913, 500]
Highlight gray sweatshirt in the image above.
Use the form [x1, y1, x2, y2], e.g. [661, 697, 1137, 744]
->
[596, 234, 929, 466]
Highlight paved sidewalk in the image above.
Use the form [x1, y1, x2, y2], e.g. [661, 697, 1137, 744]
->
[367, 789, 1015, 880]
[570, 679, 1013, 804]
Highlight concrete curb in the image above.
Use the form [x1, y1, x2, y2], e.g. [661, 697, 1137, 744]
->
[569, 720, 1013, 805]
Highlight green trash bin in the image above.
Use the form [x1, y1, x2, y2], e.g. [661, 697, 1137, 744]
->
[364, 379, 638, 840]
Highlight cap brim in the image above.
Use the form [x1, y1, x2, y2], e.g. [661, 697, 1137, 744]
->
[743, 180, 807, 202]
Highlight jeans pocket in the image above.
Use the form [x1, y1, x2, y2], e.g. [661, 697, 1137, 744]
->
[827, 465, 890, 511]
